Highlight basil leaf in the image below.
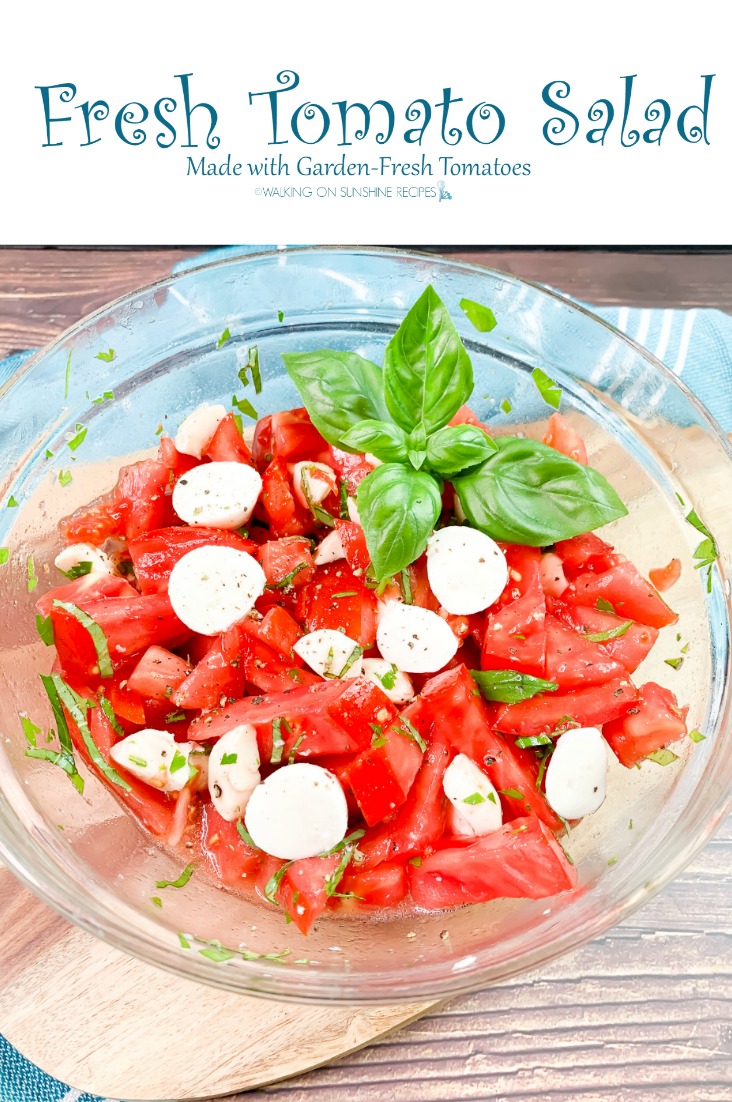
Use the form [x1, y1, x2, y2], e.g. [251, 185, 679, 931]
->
[425, 424, 496, 477]
[356, 464, 442, 583]
[281, 350, 388, 445]
[53, 676, 131, 792]
[532, 368, 562, 409]
[459, 297, 497, 332]
[470, 669, 559, 704]
[586, 620, 632, 642]
[340, 419, 408, 463]
[454, 437, 627, 546]
[52, 599, 113, 678]
[383, 285, 473, 435]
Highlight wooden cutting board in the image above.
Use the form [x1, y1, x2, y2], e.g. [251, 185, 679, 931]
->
[0, 863, 439, 1101]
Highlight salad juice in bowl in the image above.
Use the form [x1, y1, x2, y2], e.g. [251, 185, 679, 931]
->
[0, 247, 729, 1003]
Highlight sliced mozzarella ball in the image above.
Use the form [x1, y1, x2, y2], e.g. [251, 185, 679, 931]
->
[245, 763, 348, 860]
[545, 726, 608, 820]
[361, 657, 414, 705]
[208, 723, 261, 822]
[168, 545, 266, 635]
[189, 749, 210, 792]
[54, 542, 114, 576]
[293, 628, 363, 679]
[347, 497, 361, 525]
[172, 461, 262, 530]
[313, 528, 346, 566]
[110, 729, 193, 793]
[376, 595, 403, 626]
[292, 461, 337, 509]
[426, 527, 507, 615]
[443, 753, 503, 836]
[174, 403, 227, 458]
[376, 602, 458, 673]
[540, 552, 568, 598]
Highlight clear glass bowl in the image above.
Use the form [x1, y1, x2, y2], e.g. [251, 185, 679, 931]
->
[0, 246, 730, 1004]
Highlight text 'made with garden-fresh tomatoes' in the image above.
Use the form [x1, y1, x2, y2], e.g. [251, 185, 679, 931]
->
[28, 286, 694, 937]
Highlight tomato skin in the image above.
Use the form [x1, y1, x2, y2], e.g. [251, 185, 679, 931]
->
[157, 436, 200, 479]
[547, 599, 658, 674]
[298, 561, 377, 648]
[337, 861, 408, 907]
[345, 725, 424, 826]
[417, 665, 559, 829]
[252, 410, 330, 470]
[648, 558, 682, 593]
[277, 854, 340, 935]
[481, 545, 546, 678]
[198, 804, 261, 887]
[491, 676, 638, 737]
[539, 552, 568, 598]
[335, 519, 371, 573]
[326, 679, 396, 759]
[36, 574, 138, 619]
[448, 404, 483, 428]
[260, 458, 312, 538]
[173, 626, 246, 710]
[543, 615, 626, 689]
[203, 412, 254, 466]
[256, 606, 303, 660]
[103, 670, 147, 725]
[127, 645, 191, 703]
[409, 816, 577, 909]
[62, 492, 128, 545]
[563, 561, 678, 629]
[603, 681, 688, 767]
[407, 554, 439, 612]
[256, 536, 315, 589]
[554, 533, 616, 578]
[239, 632, 320, 694]
[328, 447, 374, 494]
[115, 458, 175, 540]
[128, 526, 257, 595]
[542, 412, 588, 465]
[357, 731, 451, 870]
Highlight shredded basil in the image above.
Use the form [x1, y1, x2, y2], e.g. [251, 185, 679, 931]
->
[52, 599, 113, 678]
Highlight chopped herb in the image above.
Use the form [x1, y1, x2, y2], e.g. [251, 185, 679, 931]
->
[178, 932, 191, 949]
[232, 394, 259, 420]
[459, 297, 497, 333]
[320, 829, 366, 857]
[236, 820, 258, 847]
[199, 946, 235, 962]
[324, 845, 358, 897]
[169, 749, 189, 774]
[59, 470, 73, 487]
[628, 819, 633, 830]
[221, 752, 238, 765]
[532, 367, 562, 409]
[232, 413, 244, 435]
[300, 468, 336, 527]
[338, 479, 349, 519]
[26, 556, 37, 593]
[59, 560, 93, 581]
[486, 791, 497, 804]
[607, 856, 618, 866]
[681, 642, 689, 654]
[675, 491, 686, 507]
[498, 787, 523, 800]
[557, 812, 572, 834]
[339, 644, 364, 678]
[470, 669, 558, 705]
[688, 729, 706, 743]
[155, 424, 164, 436]
[515, 733, 554, 749]
[646, 748, 679, 766]
[685, 509, 718, 593]
[95, 348, 116, 362]
[463, 792, 485, 805]
[664, 657, 684, 670]
[151, 896, 163, 908]
[287, 668, 303, 683]
[64, 351, 72, 399]
[500, 397, 512, 414]
[535, 745, 554, 789]
[332, 590, 358, 599]
[277, 309, 285, 323]
[156, 863, 195, 890]
[217, 327, 231, 349]
[99, 695, 124, 736]
[400, 568, 413, 604]
[36, 674, 84, 793]
[408, 856, 423, 867]
[586, 620, 632, 643]
[57, 675, 130, 791]
[268, 561, 308, 589]
[376, 664, 398, 691]
[264, 861, 292, 904]
[165, 711, 186, 723]
[247, 345, 262, 394]
[0, 549, 8, 566]
[128, 755, 148, 768]
[288, 732, 306, 763]
[270, 717, 290, 763]
[391, 716, 427, 753]
[370, 722, 386, 748]
[52, 599, 113, 678]
[44, 448, 54, 459]
[35, 612, 54, 646]
[240, 947, 293, 963]
[68, 424, 87, 452]
[91, 390, 115, 404]
[7, 495, 18, 508]
[596, 598, 616, 613]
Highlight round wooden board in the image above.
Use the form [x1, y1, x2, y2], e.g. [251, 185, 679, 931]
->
[0, 864, 439, 1101]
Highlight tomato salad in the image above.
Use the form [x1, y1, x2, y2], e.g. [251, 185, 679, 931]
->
[27, 287, 693, 935]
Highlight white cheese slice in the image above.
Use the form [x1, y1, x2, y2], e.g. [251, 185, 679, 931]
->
[376, 601, 458, 673]
[292, 461, 337, 509]
[172, 461, 262, 530]
[313, 528, 346, 566]
[208, 723, 261, 822]
[168, 545, 266, 635]
[346, 497, 361, 525]
[293, 628, 363, 679]
[361, 657, 414, 705]
[443, 752, 503, 836]
[426, 526, 508, 615]
[174, 403, 227, 458]
[54, 542, 114, 576]
[109, 729, 193, 793]
[545, 726, 608, 819]
[244, 763, 348, 860]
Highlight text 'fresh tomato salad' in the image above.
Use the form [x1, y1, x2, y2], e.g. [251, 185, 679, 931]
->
[24, 286, 698, 937]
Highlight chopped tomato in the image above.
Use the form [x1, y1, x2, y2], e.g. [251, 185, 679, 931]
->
[256, 606, 303, 660]
[554, 533, 616, 577]
[157, 436, 200, 479]
[276, 854, 340, 935]
[260, 458, 312, 538]
[127, 645, 191, 703]
[482, 545, 546, 678]
[548, 599, 658, 674]
[563, 561, 678, 629]
[115, 458, 175, 540]
[345, 724, 424, 826]
[256, 536, 315, 589]
[128, 526, 257, 594]
[543, 615, 626, 689]
[491, 676, 638, 737]
[203, 412, 254, 466]
[448, 404, 483, 427]
[407, 554, 439, 612]
[253, 409, 330, 469]
[335, 519, 371, 573]
[327, 679, 396, 759]
[409, 817, 577, 909]
[543, 412, 588, 465]
[173, 625, 246, 710]
[603, 681, 688, 767]
[239, 632, 320, 694]
[292, 462, 338, 511]
[539, 552, 568, 598]
[328, 447, 374, 493]
[648, 558, 682, 593]
[62, 492, 127, 545]
[297, 561, 377, 648]
[338, 862, 408, 907]
[198, 805, 261, 887]
[36, 573, 138, 619]
[103, 670, 147, 725]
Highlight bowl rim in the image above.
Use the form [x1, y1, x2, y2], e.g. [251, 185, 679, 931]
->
[1, 243, 730, 1003]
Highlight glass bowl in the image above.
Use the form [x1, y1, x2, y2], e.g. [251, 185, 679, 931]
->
[0, 246, 730, 1005]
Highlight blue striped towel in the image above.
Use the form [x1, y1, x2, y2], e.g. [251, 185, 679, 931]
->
[1, 249, 731, 1102]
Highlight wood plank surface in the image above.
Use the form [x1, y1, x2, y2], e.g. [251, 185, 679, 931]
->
[0, 247, 730, 1102]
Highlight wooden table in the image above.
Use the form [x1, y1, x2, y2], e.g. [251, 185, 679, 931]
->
[0, 248, 730, 1102]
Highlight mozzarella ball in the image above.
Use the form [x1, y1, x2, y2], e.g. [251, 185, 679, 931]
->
[545, 726, 608, 820]
[208, 723, 261, 822]
[376, 602, 458, 673]
[443, 753, 503, 836]
[244, 763, 348, 860]
[168, 545, 266, 635]
[172, 461, 262, 530]
[110, 729, 193, 793]
[313, 528, 346, 566]
[54, 543, 114, 577]
[293, 629, 363, 679]
[426, 526, 507, 615]
[174, 403, 227, 458]
[361, 658, 415, 705]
